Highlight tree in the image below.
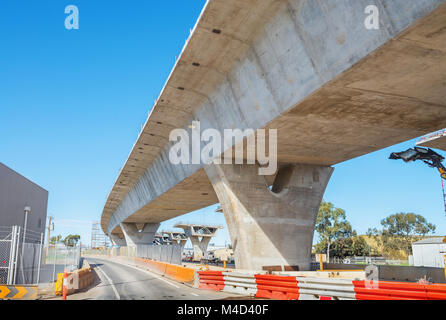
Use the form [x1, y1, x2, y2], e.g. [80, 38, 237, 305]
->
[63, 234, 81, 247]
[350, 235, 371, 257]
[315, 202, 354, 261]
[50, 235, 62, 245]
[314, 230, 371, 259]
[367, 213, 436, 256]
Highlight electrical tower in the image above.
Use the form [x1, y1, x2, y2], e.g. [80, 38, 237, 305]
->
[91, 221, 110, 249]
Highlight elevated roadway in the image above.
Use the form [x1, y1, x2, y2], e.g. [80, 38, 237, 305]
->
[102, 0, 446, 270]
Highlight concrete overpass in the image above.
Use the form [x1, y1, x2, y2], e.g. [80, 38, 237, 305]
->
[101, 0, 446, 270]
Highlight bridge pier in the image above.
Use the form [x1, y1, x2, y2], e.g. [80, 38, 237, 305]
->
[190, 237, 212, 261]
[175, 224, 221, 261]
[110, 234, 126, 246]
[120, 222, 160, 246]
[205, 163, 333, 271]
[166, 232, 188, 251]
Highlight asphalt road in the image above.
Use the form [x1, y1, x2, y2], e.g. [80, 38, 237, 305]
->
[74, 257, 233, 300]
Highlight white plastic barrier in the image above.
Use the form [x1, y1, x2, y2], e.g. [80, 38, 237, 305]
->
[296, 277, 356, 300]
[222, 272, 261, 296]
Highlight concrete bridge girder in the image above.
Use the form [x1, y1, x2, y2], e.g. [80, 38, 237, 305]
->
[120, 222, 160, 246]
[205, 163, 334, 271]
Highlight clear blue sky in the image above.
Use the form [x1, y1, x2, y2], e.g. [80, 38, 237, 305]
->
[1, 1, 444, 247]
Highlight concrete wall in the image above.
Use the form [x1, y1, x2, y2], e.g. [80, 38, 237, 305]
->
[317, 263, 446, 283]
[378, 265, 446, 284]
[136, 245, 182, 265]
[0, 163, 48, 237]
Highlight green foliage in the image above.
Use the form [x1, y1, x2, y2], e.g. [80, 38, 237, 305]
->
[350, 235, 371, 257]
[314, 202, 371, 259]
[63, 234, 81, 247]
[367, 212, 436, 256]
[50, 235, 62, 245]
[315, 202, 352, 246]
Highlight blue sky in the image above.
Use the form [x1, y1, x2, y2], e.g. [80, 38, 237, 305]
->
[0, 1, 444, 247]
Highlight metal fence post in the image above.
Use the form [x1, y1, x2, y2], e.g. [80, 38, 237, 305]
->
[52, 244, 57, 284]
[78, 243, 81, 269]
[13, 226, 21, 285]
[64, 246, 67, 271]
[7, 226, 17, 285]
[36, 232, 44, 285]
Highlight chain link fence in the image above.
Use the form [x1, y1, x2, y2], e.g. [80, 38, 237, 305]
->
[0, 226, 81, 285]
[0, 226, 17, 284]
[82, 248, 111, 256]
[82, 245, 182, 265]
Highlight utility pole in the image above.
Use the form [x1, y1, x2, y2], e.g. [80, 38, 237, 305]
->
[46, 216, 54, 253]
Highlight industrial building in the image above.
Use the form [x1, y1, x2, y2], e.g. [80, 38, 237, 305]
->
[0, 162, 48, 237]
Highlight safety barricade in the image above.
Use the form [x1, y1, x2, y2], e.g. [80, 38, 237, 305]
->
[222, 272, 259, 296]
[296, 277, 356, 300]
[55, 266, 94, 296]
[425, 283, 446, 300]
[255, 274, 299, 300]
[353, 280, 446, 300]
[133, 257, 195, 284]
[197, 271, 225, 291]
[195, 270, 446, 300]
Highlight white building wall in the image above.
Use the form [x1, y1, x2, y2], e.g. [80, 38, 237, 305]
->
[412, 243, 446, 268]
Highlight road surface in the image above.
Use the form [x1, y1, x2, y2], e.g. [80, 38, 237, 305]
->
[70, 257, 234, 300]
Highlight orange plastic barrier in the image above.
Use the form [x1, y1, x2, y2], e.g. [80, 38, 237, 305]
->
[135, 258, 167, 275]
[133, 258, 195, 284]
[165, 264, 195, 283]
[255, 275, 299, 300]
[424, 283, 446, 300]
[198, 271, 225, 291]
[353, 281, 446, 300]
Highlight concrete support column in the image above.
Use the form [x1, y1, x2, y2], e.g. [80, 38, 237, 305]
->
[189, 236, 212, 261]
[120, 222, 160, 246]
[173, 239, 188, 251]
[110, 234, 126, 246]
[205, 163, 333, 271]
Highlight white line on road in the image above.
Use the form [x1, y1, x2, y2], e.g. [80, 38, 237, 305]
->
[96, 264, 121, 300]
[190, 293, 199, 297]
[92, 258, 181, 289]
[119, 262, 181, 289]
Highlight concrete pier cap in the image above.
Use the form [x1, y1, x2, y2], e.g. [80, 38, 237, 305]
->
[120, 222, 160, 246]
[165, 231, 188, 246]
[175, 223, 222, 260]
